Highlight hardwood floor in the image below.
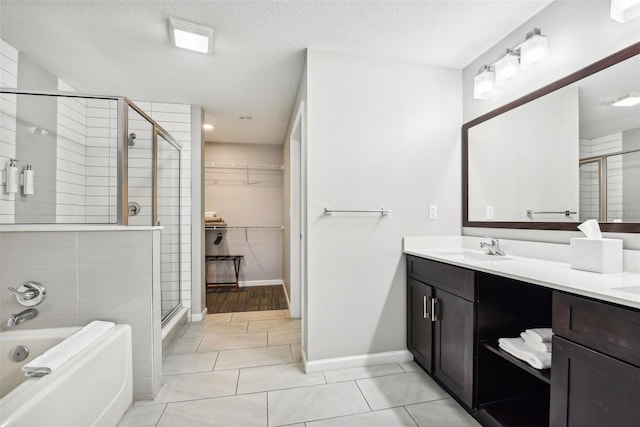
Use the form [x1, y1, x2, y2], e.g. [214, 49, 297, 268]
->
[206, 285, 288, 313]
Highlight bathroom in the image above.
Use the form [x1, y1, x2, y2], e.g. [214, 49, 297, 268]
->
[1, 1, 639, 426]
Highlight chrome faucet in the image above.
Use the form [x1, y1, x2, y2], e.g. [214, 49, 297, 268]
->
[480, 237, 506, 256]
[7, 308, 38, 327]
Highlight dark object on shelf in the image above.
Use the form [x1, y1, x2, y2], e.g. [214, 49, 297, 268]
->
[213, 232, 223, 245]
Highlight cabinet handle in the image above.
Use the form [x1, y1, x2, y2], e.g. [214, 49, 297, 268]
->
[423, 295, 428, 319]
[431, 297, 438, 322]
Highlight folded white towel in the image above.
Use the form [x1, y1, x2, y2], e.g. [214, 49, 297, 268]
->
[22, 321, 115, 377]
[498, 337, 552, 370]
[523, 328, 553, 343]
[520, 332, 552, 352]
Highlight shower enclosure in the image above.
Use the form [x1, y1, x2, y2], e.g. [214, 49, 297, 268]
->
[0, 89, 183, 323]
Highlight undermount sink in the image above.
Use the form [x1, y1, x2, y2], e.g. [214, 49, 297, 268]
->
[435, 249, 514, 262]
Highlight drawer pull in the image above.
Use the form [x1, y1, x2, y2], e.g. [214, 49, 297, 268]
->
[423, 296, 428, 319]
[431, 297, 438, 322]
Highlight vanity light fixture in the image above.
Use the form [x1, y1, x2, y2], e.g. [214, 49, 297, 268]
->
[519, 28, 550, 70]
[473, 65, 496, 100]
[610, 91, 640, 107]
[169, 18, 214, 54]
[473, 28, 550, 100]
[203, 123, 214, 130]
[610, 0, 640, 23]
[494, 49, 520, 85]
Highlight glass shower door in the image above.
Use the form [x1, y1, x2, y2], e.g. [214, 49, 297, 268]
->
[157, 132, 182, 319]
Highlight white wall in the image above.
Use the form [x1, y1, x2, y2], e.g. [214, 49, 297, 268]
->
[468, 85, 579, 221]
[304, 49, 461, 362]
[204, 142, 283, 283]
[462, 0, 640, 249]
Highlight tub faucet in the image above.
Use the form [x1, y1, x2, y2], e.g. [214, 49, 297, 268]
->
[480, 237, 506, 256]
[7, 308, 38, 327]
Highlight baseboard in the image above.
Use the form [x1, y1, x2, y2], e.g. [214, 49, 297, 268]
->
[190, 306, 208, 322]
[280, 281, 292, 311]
[303, 350, 413, 374]
[239, 279, 283, 287]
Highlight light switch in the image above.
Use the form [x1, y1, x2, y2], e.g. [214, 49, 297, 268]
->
[486, 205, 494, 219]
[429, 204, 438, 220]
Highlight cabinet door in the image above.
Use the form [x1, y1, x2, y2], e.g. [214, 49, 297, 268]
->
[433, 288, 474, 407]
[407, 278, 433, 371]
[550, 336, 640, 427]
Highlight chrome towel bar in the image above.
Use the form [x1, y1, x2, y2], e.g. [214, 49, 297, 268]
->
[324, 208, 391, 216]
[526, 210, 577, 217]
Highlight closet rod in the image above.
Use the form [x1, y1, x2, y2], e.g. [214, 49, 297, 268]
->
[205, 162, 284, 170]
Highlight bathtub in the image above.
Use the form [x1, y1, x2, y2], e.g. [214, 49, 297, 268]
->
[0, 325, 132, 427]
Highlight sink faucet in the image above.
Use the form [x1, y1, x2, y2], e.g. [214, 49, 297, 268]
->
[7, 308, 38, 327]
[480, 237, 506, 256]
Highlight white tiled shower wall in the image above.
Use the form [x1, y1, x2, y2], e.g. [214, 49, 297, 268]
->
[579, 133, 622, 221]
[0, 39, 18, 223]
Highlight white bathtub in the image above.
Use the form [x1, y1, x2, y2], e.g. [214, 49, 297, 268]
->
[0, 325, 132, 427]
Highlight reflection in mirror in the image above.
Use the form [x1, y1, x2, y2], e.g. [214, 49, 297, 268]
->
[464, 43, 640, 231]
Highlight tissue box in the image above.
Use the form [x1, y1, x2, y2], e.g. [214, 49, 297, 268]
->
[570, 238, 623, 274]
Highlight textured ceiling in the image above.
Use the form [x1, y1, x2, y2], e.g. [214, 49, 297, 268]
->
[0, 0, 553, 144]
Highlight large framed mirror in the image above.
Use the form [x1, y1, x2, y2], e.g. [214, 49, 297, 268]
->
[463, 42, 640, 233]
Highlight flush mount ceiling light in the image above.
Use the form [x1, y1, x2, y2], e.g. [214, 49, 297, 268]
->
[203, 123, 214, 130]
[169, 18, 214, 53]
[519, 28, 549, 71]
[473, 28, 550, 100]
[473, 66, 496, 100]
[611, 0, 640, 23]
[610, 91, 640, 107]
[494, 49, 520, 85]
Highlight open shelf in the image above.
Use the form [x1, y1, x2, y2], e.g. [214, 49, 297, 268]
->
[477, 393, 550, 427]
[481, 340, 551, 384]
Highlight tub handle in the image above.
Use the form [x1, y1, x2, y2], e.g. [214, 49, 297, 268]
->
[8, 282, 46, 307]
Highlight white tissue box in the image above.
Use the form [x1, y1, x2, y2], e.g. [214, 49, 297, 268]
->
[570, 238, 623, 274]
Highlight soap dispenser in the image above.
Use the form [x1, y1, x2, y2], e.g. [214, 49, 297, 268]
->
[22, 164, 34, 195]
[4, 159, 19, 194]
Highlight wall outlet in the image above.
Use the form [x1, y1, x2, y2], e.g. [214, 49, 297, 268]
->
[486, 205, 494, 219]
[429, 204, 438, 220]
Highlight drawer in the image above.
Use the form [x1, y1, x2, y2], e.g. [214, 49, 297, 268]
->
[553, 292, 640, 368]
[407, 255, 475, 301]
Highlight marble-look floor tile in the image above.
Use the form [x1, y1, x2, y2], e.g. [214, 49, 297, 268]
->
[231, 309, 285, 322]
[356, 371, 449, 410]
[117, 404, 166, 427]
[268, 381, 370, 426]
[323, 363, 405, 383]
[215, 344, 293, 370]
[268, 328, 301, 346]
[198, 332, 267, 352]
[405, 398, 480, 427]
[143, 369, 239, 404]
[165, 337, 202, 355]
[162, 351, 218, 375]
[236, 362, 325, 394]
[202, 312, 232, 323]
[400, 360, 420, 373]
[290, 344, 302, 362]
[182, 321, 248, 337]
[157, 392, 266, 427]
[247, 318, 301, 333]
[306, 407, 418, 427]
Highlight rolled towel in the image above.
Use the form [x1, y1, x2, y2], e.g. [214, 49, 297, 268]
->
[22, 320, 115, 377]
[498, 337, 552, 370]
[523, 328, 553, 343]
[520, 332, 552, 353]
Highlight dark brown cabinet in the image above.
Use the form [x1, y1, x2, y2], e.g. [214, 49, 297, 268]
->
[550, 292, 640, 427]
[406, 255, 475, 407]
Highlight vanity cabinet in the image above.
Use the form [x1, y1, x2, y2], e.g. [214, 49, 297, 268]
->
[550, 292, 640, 427]
[406, 255, 475, 407]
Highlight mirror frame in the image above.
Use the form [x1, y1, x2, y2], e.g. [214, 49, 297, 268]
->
[462, 41, 640, 233]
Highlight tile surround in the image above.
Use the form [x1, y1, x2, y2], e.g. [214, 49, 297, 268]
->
[119, 310, 479, 427]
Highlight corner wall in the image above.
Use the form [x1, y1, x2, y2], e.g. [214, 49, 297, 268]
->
[304, 49, 462, 362]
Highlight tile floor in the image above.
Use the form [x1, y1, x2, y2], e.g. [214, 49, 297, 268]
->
[117, 309, 480, 427]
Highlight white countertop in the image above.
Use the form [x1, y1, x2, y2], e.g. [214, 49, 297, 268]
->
[404, 236, 640, 310]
